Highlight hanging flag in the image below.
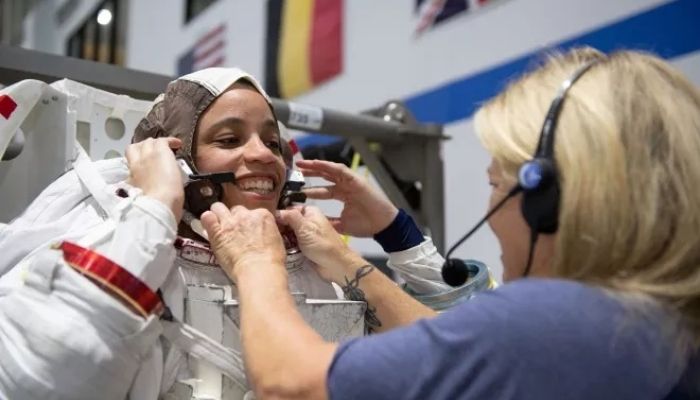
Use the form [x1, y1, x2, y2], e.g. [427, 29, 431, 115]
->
[265, 0, 343, 99]
[415, 0, 499, 35]
[177, 24, 227, 75]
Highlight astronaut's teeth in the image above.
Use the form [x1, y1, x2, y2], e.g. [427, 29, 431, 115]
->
[238, 178, 273, 193]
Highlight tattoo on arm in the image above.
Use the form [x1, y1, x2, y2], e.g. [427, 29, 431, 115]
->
[341, 264, 382, 334]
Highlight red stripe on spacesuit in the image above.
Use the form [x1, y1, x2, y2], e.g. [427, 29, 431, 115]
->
[0, 95, 17, 119]
[58, 241, 163, 317]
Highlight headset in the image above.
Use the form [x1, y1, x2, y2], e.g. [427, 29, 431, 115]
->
[176, 156, 307, 217]
[441, 58, 602, 287]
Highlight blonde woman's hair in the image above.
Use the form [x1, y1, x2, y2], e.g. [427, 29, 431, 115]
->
[474, 47, 700, 349]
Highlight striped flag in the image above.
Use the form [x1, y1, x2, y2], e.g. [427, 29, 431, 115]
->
[177, 24, 226, 75]
[265, 0, 343, 99]
[415, 0, 498, 35]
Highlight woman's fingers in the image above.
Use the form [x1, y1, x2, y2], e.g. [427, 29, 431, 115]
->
[296, 159, 350, 177]
[297, 168, 337, 183]
[200, 210, 220, 235]
[302, 186, 336, 200]
[328, 217, 344, 233]
[276, 208, 305, 231]
[209, 202, 233, 223]
[166, 137, 183, 150]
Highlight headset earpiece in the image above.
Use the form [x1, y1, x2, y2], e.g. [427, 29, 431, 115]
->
[518, 158, 559, 234]
[518, 159, 554, 190]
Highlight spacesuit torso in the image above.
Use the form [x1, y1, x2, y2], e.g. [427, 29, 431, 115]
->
[157, 237, 359, 400]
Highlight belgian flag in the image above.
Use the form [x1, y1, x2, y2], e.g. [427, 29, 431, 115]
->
[265, 0, 343, 99]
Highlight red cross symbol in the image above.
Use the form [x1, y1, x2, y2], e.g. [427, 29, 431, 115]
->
[0, 95, 18, 119]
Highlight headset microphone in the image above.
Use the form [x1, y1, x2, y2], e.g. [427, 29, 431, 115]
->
[440, 57, 602, 287]
[441, 186, 521, 286]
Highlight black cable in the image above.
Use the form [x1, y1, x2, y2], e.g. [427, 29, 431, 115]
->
[445, 185, 522, 259]
[522, 228, 539, 277]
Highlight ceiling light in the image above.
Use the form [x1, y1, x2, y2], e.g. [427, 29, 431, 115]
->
[97, 9, 112, 25]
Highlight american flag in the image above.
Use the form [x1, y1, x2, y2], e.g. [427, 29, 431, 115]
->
[415, 0, 497, 35]
[177, 24, 226, 75]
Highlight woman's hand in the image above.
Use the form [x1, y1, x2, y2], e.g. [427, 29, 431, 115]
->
[277, 205, 366, 284]
[125, 137, 185, 222]
[201, 203, 286, 281]
[297, 159, 398, 237]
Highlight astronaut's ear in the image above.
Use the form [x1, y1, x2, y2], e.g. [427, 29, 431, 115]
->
[280, 138, 294, 168]
[277, 121, 299, 167]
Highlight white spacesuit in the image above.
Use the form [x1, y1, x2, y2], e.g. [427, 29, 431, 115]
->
[0, 68, 483, 400]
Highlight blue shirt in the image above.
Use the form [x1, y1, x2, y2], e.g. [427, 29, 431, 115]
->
[327, 279, 697, 399]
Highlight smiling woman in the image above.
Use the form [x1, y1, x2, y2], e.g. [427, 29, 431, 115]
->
[131, 68, 339, 294]
[194, 82, 286, 212]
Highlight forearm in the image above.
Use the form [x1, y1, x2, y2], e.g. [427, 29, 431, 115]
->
[98, 194, 177, 291]
[335, 253, 437, 333]
[235, 263, 336, 400]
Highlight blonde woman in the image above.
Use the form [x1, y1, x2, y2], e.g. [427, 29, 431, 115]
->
[201, 48, 700, 399]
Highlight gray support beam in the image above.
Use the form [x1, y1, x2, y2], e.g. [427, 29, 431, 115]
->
[421, 138, 446, 254]
[271, 98, 446, 141]
[348, 137, 421, 223]
[0, 44, 171, 99]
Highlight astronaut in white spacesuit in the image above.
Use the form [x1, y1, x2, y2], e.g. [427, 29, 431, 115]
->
[0, 68, 480, 400]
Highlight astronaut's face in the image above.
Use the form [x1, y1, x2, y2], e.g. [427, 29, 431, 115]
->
[195, 83, 286, 212]
[486, 159, 554, 281]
